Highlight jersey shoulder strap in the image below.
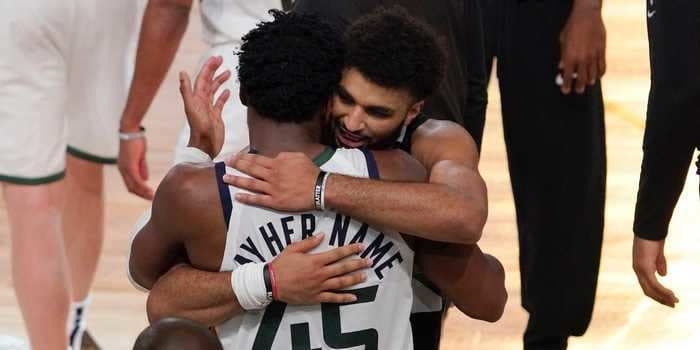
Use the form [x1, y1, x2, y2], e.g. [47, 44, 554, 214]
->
[396, 113, 430, 153]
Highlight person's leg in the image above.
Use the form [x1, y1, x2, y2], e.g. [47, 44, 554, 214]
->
[62, 156, 104, 302]
[4, 182, 70, 350]
[0, 1, 75, 348]
[495, 0, 606, 348]
[61, 155, 105, 349]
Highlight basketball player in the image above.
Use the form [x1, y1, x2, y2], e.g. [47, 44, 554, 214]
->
[146, 7, 506, 350]
[130, 10, 426, 348]
[118, 0, 284, 200]
[632, 0, 700, 309]
[0, 1, 139, 349]
[133, 318, 223, 350]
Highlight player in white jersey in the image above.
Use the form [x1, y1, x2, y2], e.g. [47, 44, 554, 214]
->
[118, 0, 283, 200]
[0, 1, 140, 349]
[217, 148, 415, 350]
[151, 7, 507, 349]
[129, 11, 423, 348]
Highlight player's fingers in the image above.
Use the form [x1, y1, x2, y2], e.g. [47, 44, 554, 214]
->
[575, 62, 588, 94]
[211, 70, 231, 95]
[128, 165, 154, 200]
[227, 175, 272, 195]
[560, 59, 574, 95]
[214, 89, 231, 115]
[194, 56, 221, 92]
[231, 153, 277, 169]
[233, 193, 277, 208]
[317, 292, 357, 304]
[320, 271, 368, 291]
[636, 269, 677, 307]
[284, 233, 325, 253]
[321, 258, 372, 279]
[598, 53, 607, 78]
[228, 158, 273, 180]
[588, 59, 598, 86]
[179, 71, 193, 102]
[314, 243, 365, 265]
[657, 254, 668, 277]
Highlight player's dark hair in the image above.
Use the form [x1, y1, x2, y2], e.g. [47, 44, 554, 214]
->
[344, 6, 446, 101]
[133, 318, 222, 350]
[237, 10, 345, 123]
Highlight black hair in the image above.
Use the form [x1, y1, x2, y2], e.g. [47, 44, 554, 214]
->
[237, 10, 345, 123]
[344, 6, 446, 101]
[133, 318, 222, 350]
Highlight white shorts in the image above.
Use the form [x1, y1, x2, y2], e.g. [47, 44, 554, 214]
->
[0, 0, 139, 184]
[173, 44, 250, 164]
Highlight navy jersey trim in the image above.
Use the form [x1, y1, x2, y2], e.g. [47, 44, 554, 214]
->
[215, 162, 233, 228]
[360, 149, 380, 179]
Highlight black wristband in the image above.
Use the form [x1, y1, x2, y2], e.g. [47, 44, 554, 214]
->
[314, 171, 328, 210]
[263, 264, 273, 301]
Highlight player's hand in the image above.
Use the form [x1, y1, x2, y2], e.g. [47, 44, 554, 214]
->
[222, 152, 320, 211]
[118, 136, 154, 200]
[179, 55, 231, 159]
[632, 236, 678, 308]
[558, 2, 606, 95]
[271, 233, 371, 304]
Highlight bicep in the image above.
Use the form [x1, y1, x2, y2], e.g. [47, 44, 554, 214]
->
[129, 219, 187, 291]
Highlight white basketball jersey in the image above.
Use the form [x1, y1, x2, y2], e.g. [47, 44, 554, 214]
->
[199, 0, 282, 46]
[214, 147, 414, 350]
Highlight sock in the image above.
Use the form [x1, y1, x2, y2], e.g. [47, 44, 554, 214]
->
[67, 296, 91, 350]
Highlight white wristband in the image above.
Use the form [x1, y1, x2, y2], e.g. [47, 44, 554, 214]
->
[231, 263, 271, 310]
[180, 147, 213, 163]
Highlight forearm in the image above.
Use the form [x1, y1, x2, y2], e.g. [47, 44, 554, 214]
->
[120, 0, 191, 131]
[417, 243, 506, 322]
[325, 161, 486, 244]
[633, 139, 695, 241]
[147, 265, 243, 326]
[325, 176, 476, 243]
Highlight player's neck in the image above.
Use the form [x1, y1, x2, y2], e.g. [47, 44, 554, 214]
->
[247, 113, 325, 158]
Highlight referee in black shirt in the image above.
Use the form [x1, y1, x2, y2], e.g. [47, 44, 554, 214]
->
[632, 0, 700, 309]
[480, 0, 606, 348]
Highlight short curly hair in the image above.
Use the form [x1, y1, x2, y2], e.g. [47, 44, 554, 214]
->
[344, 6, 446, 101]
[237, 10, 345, 123]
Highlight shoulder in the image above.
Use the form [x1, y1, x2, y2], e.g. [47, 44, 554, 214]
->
[411, 119, 479, 169]
[370, 149, 427, 183]
[152, 163, 222, 234]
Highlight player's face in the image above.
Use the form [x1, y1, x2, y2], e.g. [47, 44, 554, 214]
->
[330, 68, 422, 149]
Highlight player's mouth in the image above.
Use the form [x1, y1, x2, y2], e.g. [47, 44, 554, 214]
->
[335, 125, 369, 148]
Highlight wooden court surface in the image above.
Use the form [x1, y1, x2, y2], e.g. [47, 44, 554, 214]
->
[1, 1, 698, 349]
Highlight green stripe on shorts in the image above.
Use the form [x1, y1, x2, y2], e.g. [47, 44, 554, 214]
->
[67, 146, 117, 164]
[0, 171, 66, 185]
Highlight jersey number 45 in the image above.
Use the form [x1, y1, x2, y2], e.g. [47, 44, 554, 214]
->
[252, 285, 379, 350]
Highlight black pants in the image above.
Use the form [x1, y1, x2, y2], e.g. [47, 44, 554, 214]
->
[478, 0, 606, 348]
[634, 0, 700, 240]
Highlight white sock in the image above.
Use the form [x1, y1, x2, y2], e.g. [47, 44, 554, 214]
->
[67, 296, 91, 350]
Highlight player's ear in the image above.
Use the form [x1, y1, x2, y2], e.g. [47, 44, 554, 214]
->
[404, 100, 424, 126]
[239, 88, 248, 106]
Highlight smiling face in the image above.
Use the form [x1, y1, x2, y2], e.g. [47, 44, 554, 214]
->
[330, 68, 423, 149]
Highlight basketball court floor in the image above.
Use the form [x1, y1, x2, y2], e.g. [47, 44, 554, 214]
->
[1, 1, 698, 348]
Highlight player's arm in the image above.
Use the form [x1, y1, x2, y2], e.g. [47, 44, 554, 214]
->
[119, 0, 194, 199]
[146, 264, 241, 325]
[128, 163, 221, 290]
[223, 120, 486, 244]
[417, 242, 507, 322]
